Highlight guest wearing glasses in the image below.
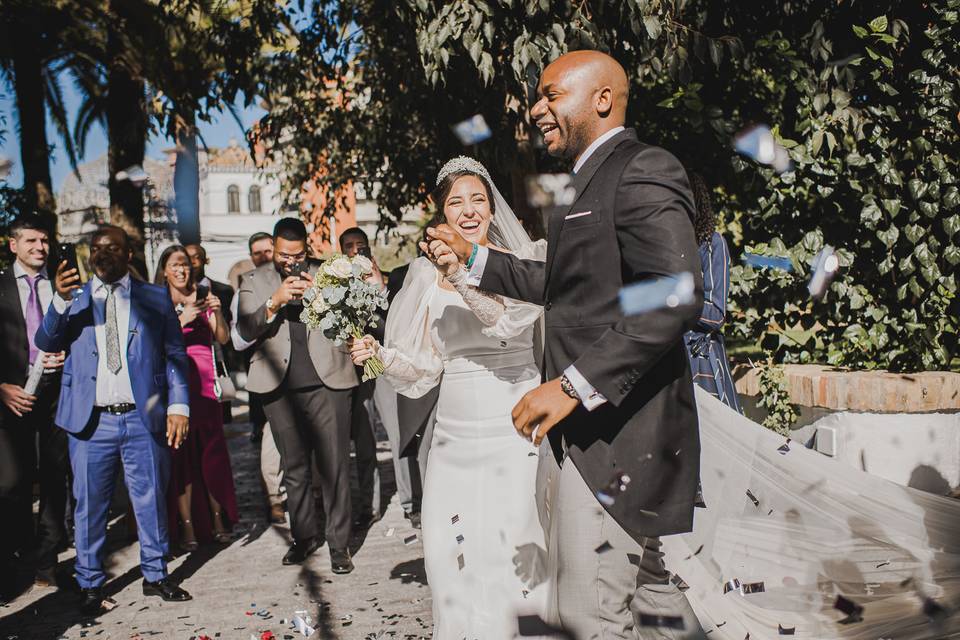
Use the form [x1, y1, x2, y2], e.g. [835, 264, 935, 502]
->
[155, 245, 238, 549]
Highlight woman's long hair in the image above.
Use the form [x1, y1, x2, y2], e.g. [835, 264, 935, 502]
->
[688, 172, 717, 246]
[154, 244, 195, 289]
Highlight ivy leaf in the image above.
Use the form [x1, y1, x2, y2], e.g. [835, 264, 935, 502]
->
[643, 16, 662, 41]
[852, 24, 868, 38]
[869, 15, 889, 32]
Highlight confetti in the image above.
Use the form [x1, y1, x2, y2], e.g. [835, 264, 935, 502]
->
[723, 578, 742, 594]
[808, 245, 840, 299]
[619, 273, 696, 316]
[876, 560, 890, 568]
[778, 624, 796, 635]
[594, 541, 613, 554]
[596, 470, 632, 506]
[671, 574, 690, 591]
[525, 173, 577, 208]
[777, 439, 791, 454]
[638, 612, 685, 630]
[834, 595, 864, 623]
[685, 544, 704, 560]
[742, 581, 766, 595]
[457, 554, 465, 570]
[101, 598, 118, 611]
[451, 114, 492, 145]
[451, 514, 460, 525]
[746, 489, 760, 507]
[742, 253, 793, 272]
[734, 124, 793, 173]
[292, 614, 315, 636]
[456, 534, 464, 544]
[403, 534, 418, 545]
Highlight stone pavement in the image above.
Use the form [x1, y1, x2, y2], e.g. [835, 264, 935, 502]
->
[0, 416, 434, 639]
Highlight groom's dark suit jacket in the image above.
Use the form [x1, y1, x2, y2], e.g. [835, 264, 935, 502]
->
[481, 128, 703, 538]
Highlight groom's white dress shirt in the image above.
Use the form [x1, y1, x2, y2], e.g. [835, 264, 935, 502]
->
[465, 127, 626, 411]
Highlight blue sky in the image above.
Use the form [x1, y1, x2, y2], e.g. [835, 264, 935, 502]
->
[0, 81, 266, 191]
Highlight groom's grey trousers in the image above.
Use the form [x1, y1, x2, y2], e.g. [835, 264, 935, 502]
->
[538, 447, 703, 640]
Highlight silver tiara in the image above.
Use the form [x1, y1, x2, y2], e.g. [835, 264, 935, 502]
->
[436, 156, 492, 186]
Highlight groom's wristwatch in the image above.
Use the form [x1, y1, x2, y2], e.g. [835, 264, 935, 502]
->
[559, 374, 580, 401]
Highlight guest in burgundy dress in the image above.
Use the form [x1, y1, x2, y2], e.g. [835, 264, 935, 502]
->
[155, 245, 238, 549]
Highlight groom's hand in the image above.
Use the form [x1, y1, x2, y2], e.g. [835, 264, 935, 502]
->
[512, 378, 578, 446]
[426, 225, 474, 263]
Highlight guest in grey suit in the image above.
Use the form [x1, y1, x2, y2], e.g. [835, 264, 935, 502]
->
[237, 218, 358, 573]
[425, 51, 704, 639]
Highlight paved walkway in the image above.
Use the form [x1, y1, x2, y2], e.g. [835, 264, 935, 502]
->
[0, 416, 433, 639]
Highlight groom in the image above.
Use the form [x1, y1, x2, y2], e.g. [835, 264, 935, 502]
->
[425, 50, 704, 639]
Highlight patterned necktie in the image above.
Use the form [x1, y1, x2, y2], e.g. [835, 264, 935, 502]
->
[25, 273, 44, 365]
[105, 283, 122, 374]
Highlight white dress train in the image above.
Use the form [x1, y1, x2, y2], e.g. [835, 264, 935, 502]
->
[662, 387, 960, 639]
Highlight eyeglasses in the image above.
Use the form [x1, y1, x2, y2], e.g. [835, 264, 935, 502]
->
[278, 251, 307, 261]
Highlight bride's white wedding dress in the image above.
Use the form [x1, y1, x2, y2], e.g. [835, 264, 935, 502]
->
[380, 256, 548, 639]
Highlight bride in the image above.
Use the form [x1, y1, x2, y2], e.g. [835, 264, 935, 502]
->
[350, 157, 549, 639]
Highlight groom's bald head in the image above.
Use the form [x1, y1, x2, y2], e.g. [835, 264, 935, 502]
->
[531, 50, 629, 161]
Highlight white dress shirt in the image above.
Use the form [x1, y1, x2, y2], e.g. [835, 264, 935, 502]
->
[52, 273, 189, 417]
[466, 129, 627, 410]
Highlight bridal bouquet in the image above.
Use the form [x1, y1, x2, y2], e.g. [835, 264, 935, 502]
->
[300, 253, 389, 381]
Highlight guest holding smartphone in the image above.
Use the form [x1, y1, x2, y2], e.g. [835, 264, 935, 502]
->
[155, 245, 238, 549]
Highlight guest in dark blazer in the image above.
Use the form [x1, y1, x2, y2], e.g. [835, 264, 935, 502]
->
[36, 225, 192, 615]
[0, 216, 70, 597]
[424, 50, 704, 638]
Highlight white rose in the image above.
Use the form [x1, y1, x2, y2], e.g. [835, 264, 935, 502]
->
[323, 257, 353, 279]
[351, 254, 373, 274]
[311, 296, 328, 314]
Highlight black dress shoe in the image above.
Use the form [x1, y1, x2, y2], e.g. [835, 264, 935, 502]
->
[353, 511, 380, 529]
[330, 547, 354, 574]
[282, 539, 319, 565]
[79, 587, 104, 616]
[142, 578, 192, 602]
[405, 510, 422, 530]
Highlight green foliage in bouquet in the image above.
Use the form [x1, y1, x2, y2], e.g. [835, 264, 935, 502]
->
[300, 253, 389, 381]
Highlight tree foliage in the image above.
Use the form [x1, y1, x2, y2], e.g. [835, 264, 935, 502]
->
[260, 0, 959, 373]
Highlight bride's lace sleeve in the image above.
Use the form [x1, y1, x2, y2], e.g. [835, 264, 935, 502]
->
[446, 268, 506, 326]
[379, 345, 440, 384]
[445, 241, 546, 341]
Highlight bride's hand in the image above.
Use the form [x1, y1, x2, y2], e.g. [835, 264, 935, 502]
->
[348, 335, 379, 366]
[419, 225, 464, 277]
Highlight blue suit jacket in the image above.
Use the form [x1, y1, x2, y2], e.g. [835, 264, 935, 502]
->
[34, 277, 190, 434]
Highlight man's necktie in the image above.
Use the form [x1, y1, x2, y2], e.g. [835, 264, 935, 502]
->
[105, 283, 122, 374]
[25, 274, 44, 365]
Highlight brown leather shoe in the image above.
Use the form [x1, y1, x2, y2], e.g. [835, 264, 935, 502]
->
[268, 503, 286, 524]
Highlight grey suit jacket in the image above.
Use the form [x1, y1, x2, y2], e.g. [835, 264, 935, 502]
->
[237, 261, 358, 394]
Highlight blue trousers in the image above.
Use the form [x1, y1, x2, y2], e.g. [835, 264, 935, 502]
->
[69, 410, 170, 588]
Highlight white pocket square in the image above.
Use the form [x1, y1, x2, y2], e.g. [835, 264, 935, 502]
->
[565, 210, 592, 220]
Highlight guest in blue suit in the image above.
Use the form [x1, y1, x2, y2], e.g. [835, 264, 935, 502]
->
[35, 225, 193, 616]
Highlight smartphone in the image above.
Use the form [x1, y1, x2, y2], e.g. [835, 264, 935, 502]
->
[287, 261, 308, 278]
[195, 283, 209, 301]
[58, 242, 79, 274]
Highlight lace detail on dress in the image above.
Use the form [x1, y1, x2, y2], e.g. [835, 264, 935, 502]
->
[446, 268, 505, 327]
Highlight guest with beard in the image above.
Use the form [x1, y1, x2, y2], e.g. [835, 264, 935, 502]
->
[36, 225, 192, 615]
